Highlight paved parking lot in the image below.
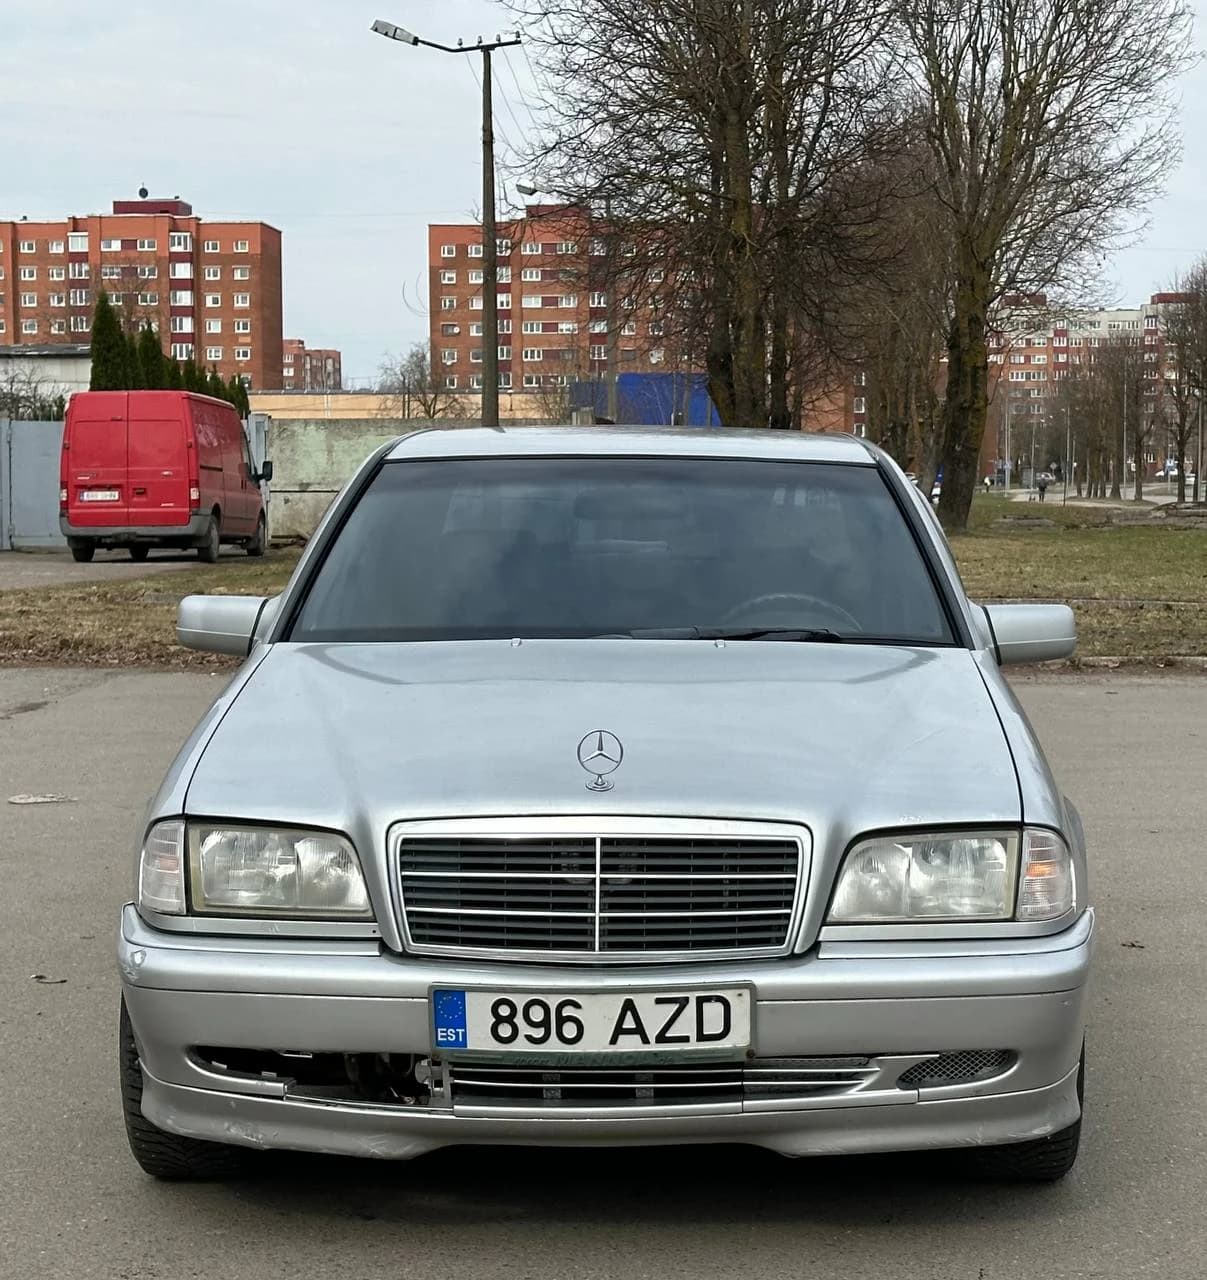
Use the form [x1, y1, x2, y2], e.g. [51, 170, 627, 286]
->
[1, 669, 1204, 1279]
[0, 549, 242, 590]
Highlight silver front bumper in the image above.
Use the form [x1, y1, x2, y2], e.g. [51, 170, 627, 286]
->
[119, 905, 1093, 1160]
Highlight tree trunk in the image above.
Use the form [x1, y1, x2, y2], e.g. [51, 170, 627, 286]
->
[936, 274, 991, 532]
[1133, 433, 1145, 503]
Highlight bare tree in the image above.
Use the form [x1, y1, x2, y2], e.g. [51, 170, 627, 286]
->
[377, 344, 466, 420]
[1158, 265, 1207, 503]
[902, 0, 1194, 530]
[0, 366, 67, 419]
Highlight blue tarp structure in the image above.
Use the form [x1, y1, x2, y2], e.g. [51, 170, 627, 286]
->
[570, 373, 722, 427]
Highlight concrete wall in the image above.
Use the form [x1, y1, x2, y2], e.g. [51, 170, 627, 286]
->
[250, 390, 560, 422]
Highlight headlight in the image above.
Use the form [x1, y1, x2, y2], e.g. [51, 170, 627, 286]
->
[827, 828, 1074, 924]
[137, 820, 372, 919]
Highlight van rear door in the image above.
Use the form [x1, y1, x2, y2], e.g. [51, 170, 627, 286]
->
[64, 392, 131, 526]
[127, 394, 191, 527]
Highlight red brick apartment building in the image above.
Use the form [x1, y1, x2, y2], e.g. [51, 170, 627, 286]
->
[282, 338, 342, 390]
[428, 204, 678, 395]
[0, 194, 282, 390]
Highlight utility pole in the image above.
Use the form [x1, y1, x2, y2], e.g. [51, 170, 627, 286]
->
[371, 20, 521, 428]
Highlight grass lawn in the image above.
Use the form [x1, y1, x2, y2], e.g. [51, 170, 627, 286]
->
[2, 496, 1206, 665]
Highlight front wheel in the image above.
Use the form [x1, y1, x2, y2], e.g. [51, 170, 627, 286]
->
[119, 999, 245, 1180]
[69, 540, 95, 563]
[197, 515, 220, 563]
[245, 514, 266, 557]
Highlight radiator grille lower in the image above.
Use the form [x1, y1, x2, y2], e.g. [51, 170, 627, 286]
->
[897, 1050, 1015, 1088]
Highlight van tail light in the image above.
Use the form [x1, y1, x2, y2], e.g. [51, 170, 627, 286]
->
[189, 486, 200, 505]
[59, 488, 68, 510]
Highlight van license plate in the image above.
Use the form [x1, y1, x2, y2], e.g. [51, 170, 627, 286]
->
[431, 987, 750, 1055]
[79, 489, 119, 502]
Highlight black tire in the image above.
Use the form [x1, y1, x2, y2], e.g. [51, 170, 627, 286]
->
[119, 998, 245, 1181]
[965, 1046, 1084, 1182]
[69, 540, 95, 563]
[245, 514, 266, 557]
[197, 514, 221, 563]
[129, 545, 150, 562]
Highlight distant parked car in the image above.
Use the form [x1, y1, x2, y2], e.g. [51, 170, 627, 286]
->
[1155, 465, 1180, 481]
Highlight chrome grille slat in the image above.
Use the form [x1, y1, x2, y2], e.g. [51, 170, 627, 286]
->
[395, 821, 808, 962]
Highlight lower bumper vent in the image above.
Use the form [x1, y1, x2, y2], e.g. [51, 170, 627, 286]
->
[897, 1049, 1015, 1089]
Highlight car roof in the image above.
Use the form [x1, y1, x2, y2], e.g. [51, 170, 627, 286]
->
[385, 425, 876, 464]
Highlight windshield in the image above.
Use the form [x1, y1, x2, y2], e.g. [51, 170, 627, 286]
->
[289, 457, 955, 645]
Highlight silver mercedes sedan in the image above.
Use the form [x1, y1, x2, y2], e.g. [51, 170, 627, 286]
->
[118, 427, 1092, 1181]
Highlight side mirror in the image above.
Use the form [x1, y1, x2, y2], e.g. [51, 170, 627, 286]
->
[177, 594, 269, 656]
[979, 603, 1076, 666]
[258, 459, 274, 483]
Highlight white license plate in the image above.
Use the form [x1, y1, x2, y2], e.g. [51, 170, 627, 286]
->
[431, 987, 751, 1055]
[79, 489, 119, 502]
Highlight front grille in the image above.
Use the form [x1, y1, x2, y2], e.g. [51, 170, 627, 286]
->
[449, 1056, 874, 1108]
[897, 1050, 1015, 1088]
[395, 824, 806, 961]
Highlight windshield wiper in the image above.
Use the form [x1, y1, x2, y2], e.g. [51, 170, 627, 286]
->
[622, 626, 847, 642]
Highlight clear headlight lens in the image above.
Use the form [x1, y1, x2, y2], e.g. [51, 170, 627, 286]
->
[138, 820, 187, 914]
[827, 828, 1074, 924]
[189, 824, 372, 917]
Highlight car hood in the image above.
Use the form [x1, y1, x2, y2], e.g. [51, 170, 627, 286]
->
[187, 640, 1020, 834]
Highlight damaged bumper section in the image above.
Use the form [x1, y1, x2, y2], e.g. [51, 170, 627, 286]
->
[119, 905, 1093, 1161]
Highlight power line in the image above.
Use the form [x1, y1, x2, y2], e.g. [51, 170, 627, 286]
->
[503, 47, 541, 135]
[494, 62, 531, 147]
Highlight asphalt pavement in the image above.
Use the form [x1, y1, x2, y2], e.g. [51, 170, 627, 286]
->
[1, 668, 1204, 1279]
[0, 549, 240, 591]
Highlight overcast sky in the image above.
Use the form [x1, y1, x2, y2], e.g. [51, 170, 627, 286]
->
[1, 0, 1204, 384]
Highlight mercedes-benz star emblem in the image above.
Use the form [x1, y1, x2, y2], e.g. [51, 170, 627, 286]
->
[577, 730, 624, 792]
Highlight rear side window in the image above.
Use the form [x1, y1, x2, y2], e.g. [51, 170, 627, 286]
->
[290, 457, 955, 645]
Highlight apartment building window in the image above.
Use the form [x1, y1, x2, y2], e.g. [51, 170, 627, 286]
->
[468, 244, 484, 258]
[49, 240, 64, 254]
[70, 315, 90, 333]
[470, 350, 483, 363]
[170, 316, 195, 333]
[440, 323, 460, 337]
[499, 373, 512, 389]
[169, 232, 192, 252]
[1145, 315, 1159, 329]
[589, 291, 607, 307]
[204, 240, 220, 253]
[101, 238, 121, 252]
[234, 319, 251, 334]
[470, 375, 483, 389]
[559, 295, 577, 308]
[498, 267, 512, 283]
[110, 293, 126, 307]
[441, 297, 456, 310]
[522, 321, 542, 334]
[853, 397, 867, 414]
[21, 319, 38, 334]
[467, 269, 485, 284]
[497, 238, 512, 255]
[101, 265, 122, 280]
[622, 321, 637, 335]
[232, 266, 250, 280]
[441, 244, 456, 258]
[1053, 336, 1067, 347]
[558, 322, 578, 334]
[206, 293, 221, 307]
[522, 242, 541, 255]
[170, 262, 194, 279]
[65, 288, 87, 307]
[524, 373, 540, 388]
[498, 319, 512, 334]
[854, 372, 867, 386]
[234, 347, 251, 361]
[556, 242, 578, 255]
[522, 267, 541, 281]
[171, 343, 195, 359]
[138, 265, 157, 279]
[522, 348, 544, 361]
[69, 262, 89, 279]
[169, 290, 194, 305]
[589, 320, 607, 334]
[649, 320, 664, 336]
[19, 240, 36, 253]
[0, 320, 4, 334]
[498, 345, 512, 359]
[650, 269, 666, 283]
[445, 375, 459, 389]
[470, 322, 484, 336]
[622, 296, 636, 310]
[498, 294, 511, 309]
[1009, 371, 1026, 382]
[67, 232, 88, 252]
[1010, 354, 1025, 364]
[440, 349, 459, 365]
[469, 297, 484, 310]
[233, 293, 250, 308]
[206, 347, 223, 361]
[589, 239, 606, 256]
[440, 270, 457, 285]
[522, 295, 542, 309]
[590, 345, 607, 360]
[49, 293, 65, 308]
[137, 292, 158, 307]
[205, 319, 221, 333]
[48, 266, 65, 281]
[19, 266, 36, 281]
[234, 240, 250, 253]
[1055, 353, 1067, 363]
[19, 293, 37, 307]
[204, 266, 221, 281]
[1032, 354, 1047, 364]
[137, 238, 157, 251]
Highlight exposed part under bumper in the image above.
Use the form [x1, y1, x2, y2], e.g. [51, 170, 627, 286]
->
[138, 1063, 1082, 1161]
[60, 514, 208, 542]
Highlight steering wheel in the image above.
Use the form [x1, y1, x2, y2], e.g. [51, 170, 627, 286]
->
[718, 591, 863, 633]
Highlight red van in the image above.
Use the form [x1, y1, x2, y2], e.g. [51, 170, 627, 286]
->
[59, 391, 271, 563]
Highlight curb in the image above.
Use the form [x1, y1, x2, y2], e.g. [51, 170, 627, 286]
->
[1036, 656, 1207, 672]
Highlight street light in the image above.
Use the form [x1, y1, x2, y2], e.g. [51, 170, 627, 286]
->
[372, 19, 522, 428]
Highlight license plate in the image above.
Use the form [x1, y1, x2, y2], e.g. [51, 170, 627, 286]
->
[431, 987, 751, 1056]
[79, 489, 119, 502]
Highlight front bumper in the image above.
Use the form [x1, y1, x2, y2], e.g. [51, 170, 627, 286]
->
[60, 514, 208, 544]
[119, 905, 1093, 1161]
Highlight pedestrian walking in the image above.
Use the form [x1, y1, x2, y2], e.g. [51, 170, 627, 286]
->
[1037, 473, 1049, 503]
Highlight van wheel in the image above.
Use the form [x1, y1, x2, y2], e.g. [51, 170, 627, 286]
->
[129, 545, 150, 562]
[119, 999, 246, 1181]
[197, 516, 220, 563]
[68, 540, 95, 563]
[245, 515, 266, 557]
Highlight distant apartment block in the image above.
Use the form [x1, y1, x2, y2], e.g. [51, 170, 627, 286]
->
[282, 337, 342, 390]
[0, 194, 283, 390]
